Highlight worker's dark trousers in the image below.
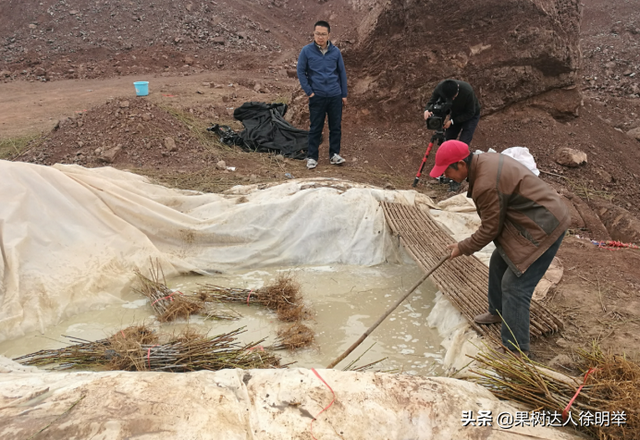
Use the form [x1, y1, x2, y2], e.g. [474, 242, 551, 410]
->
[445, 112, 480, 146]
[307, 95, 343, 161]
[487, 232, 565, 352]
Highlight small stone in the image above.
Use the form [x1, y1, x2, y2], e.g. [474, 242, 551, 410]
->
[164, 137, 178, 152]
[548, 354, 574, 370]
[119, 100, 130, 108]
[216, 160, 227, 170]
[99, 146, 121, 163]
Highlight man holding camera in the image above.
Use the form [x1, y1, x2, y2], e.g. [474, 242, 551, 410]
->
[429, 140, 570, 357]
[423, 79, 481, 145]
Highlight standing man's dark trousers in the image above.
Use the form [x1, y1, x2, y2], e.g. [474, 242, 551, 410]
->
[487, 232, 565, 353]
[445, 112, 480, 146]
[307, 95, 343, 161]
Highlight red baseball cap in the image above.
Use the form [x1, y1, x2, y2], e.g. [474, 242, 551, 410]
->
[429, 140, 470, 178]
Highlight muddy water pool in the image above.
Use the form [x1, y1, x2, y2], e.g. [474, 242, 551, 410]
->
[0, 263, 446, 375]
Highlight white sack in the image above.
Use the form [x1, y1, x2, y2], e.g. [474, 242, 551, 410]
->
[501, 146, 540, 176]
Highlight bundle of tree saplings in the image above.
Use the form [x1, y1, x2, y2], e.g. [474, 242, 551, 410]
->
[268, 322, 315, 350]
[13, 325, 281, 372]
[196, 273, 315, 349]
[133, 264, 240, 322]
[470, 343, 638, 440]
[196, 273, 309, 322]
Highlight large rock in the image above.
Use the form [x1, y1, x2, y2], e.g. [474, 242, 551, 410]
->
[345, 0, 582, 121]
[560, 194, 585, 229]
[564, 191, 611, 240]
[589, 199, 640, 244]
[555, 147, 587, 167]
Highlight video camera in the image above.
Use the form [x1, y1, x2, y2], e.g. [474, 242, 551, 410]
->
[425, 98, 452, 131]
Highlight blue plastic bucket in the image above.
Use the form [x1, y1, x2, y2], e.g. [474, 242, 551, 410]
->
[133, 81, 149, 96]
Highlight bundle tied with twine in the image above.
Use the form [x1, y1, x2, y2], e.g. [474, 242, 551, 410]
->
[13, 325, 281, 372]
[196, 273, 309, 322]
[470, 342, 639, 440]
[133, 262, 239, 322]
[196, 273, 315, 350]
[270, 322, 315, 351]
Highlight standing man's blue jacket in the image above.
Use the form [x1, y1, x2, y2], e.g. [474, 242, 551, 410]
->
[297, 42, 348, 98]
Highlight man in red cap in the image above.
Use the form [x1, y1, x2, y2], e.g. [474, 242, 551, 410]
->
[430, 140, 571, 356]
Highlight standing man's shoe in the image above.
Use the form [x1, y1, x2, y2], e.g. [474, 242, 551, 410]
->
[330, 154, 346, 165]
[306, 158, 318, 169]
[474, 312, 502, 324]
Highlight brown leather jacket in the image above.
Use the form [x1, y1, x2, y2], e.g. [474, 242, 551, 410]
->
[457, 153, 570, 276]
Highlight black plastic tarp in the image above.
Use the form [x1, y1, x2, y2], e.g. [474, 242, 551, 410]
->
[207, 102, 308, 159]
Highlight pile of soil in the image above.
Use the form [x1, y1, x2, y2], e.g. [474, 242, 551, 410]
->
[579, 0, 640, 98]
[0, 0, 361, 82]
[15, 98, 214, 169]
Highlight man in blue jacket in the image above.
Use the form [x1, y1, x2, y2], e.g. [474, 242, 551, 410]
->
[297, 21, 348, 169]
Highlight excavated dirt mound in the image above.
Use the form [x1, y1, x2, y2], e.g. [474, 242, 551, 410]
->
[0, 0, 362, 82]
[15, 98, 213, 169]
[579, 0, 640, 99]
[345, 0, 581, 122]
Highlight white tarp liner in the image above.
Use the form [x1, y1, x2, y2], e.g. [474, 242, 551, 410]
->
[0, 160, 562, 361]
[0, 359, 581, 440]
[0, 161, 572, 439]
[0, 160, 436, 343]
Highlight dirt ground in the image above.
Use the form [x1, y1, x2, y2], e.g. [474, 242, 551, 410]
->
[1, 0, 640, 371]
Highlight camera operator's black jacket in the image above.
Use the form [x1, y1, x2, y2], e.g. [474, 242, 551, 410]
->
[426, 80, 481, 124]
